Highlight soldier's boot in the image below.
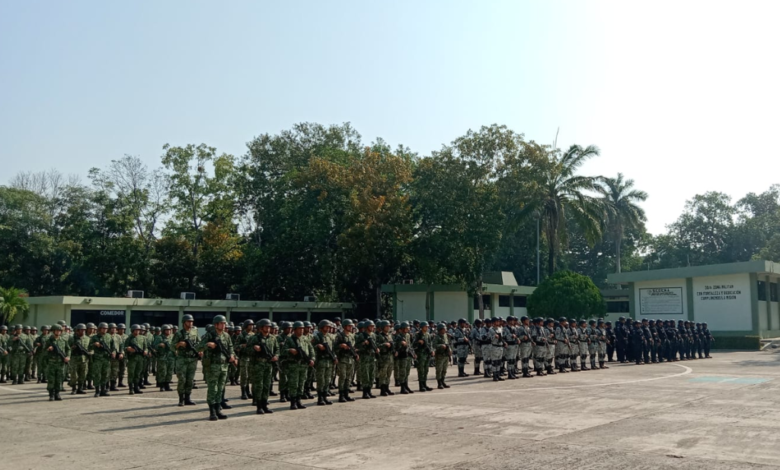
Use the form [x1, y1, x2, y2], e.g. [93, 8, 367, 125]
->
[215, 404, 228, 419]
[220, 390, 232, 409]
[86, 380, 93, 390]
[269, 383, 278, 396]
[474, 360, 480, 376]
[49, 390, 54, 401]
[419, 381, 427, 392]
[330, 380, 338, 390]
[134, 383, 144, 394]
[385, 384, 395, 396]
[118, 378, 126, 388]
[546, 365, 557, 375]
[317, 393, 326, 406]
[143, 377, 152, 386]
[110, 380, 117, 392]
[279, 392, 287, 403]
[289, 397, 299, 410]
[11, 377, 17, 385]
[441, 379, 450, 389]
[137, 380, 145, 389]
[339, 391, 348, 403]
[19, 374, 26, 384]
[404, 382, 414, 394]
[523, 369, 533, 378]
[256, 402, 265, 415]
[437, 379, 444, 389]
[54, 390, 62, 401]
[399, 382, 408, 394]
[600, 361, 608, 369]
[71, 386, 77, 395]
[457, 364, 465, 377]
[369, 386, 378, 398]
[159, 382, 165, 392]
[94, 386, 100, 398]
[37, 377, 41, 384]
[261, 400, 273, 414]
[296, 398, 306, 409]
[178, 394, 185, 406]
[380, 384, 389, 396]
[590, 358, 597, 370]
[102, 385, 111, 397]
[129, 386, 135, 396]
[208, 404, 218, 421]
[345, 389, 355, 401]
[165, 382, 172, 392]
[246, 386, 253, 399]
[323, 392, 333, 405]
[304, 389, 314, 400]
[241, 386, 248, 400]
[184, 393, 196, 405]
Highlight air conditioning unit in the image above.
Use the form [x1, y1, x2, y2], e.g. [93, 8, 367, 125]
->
[226, 293, 240, 301]
[128, 290, 144, 299]
[402, 279, 414, 285]
[304, 296, 318, 302]
[180, 292, 196, 300]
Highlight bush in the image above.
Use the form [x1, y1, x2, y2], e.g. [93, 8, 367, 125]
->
[527, 270, 605, 320]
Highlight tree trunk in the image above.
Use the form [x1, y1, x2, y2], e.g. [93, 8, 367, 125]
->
[375, 284, 381, 320]
[547, 223, 557, 276]
[615, 231, 623, 274]
[477, 290, 484, 320]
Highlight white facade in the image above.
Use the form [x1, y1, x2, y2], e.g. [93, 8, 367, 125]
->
[691, 273, 751, 331]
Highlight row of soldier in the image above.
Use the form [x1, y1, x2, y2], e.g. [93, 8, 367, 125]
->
[0, 315, 714, 421]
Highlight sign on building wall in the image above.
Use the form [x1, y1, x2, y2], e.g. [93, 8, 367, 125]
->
[639, 287, 683, 315]
[695, 284, 744, 302]
[692, 274, 751, 331]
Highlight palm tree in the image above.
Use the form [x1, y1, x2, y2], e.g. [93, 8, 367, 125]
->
[596, 173, 648, 273]
[521, 144, 603, 276]
[0, 287, 30, 325]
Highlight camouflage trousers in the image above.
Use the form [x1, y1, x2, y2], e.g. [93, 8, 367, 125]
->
[109, 358, 121, 381]
[0, 355, 7, 376]
[37, 354, 47, 379]
[504, 345, 518, 372]
[278, 362, 288, 394]
[157, 356, 174, 384]
[597, 341, 607, 361]
[481, 345, 492, 372]
[250, 360, 273, 402]
[69, 357, 88, 387]
[285, 362, 309, 399]
[175, 357, 198, 394]
[117, 357, 126, 382]
[307, 362, 315, 390]
[416, 354, 431, 383]
[46, 360, 65, 392]
[206, 363, 228, 405]
[556, 343, 570, 368]
[239, 357, 252, 386]
[358, 356, 376, 389]
[533, 343, 547, 371]
[92, 357, 110, 387]
[376, 355, 393, 386]
[315, 359, 334, 393]
[25, 354, 33, 378]
[127, 355, 145, 385]
[336, 360, 355, 392]
[9, 354, 27, 379]
[519, 342, 533, 371]
[228, 362, 238, 383]
[396, 357, 412, 384]
[434, 355, 449, 380]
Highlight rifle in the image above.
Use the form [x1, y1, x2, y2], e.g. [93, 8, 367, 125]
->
[255, 336, 274, 360]
[0, 345, 6, 355]
[16, 336, 32, 354]
[72, 337, 90, 356]
[51, 340, 67, 362]
[367, 334, 380, 357]
[127, 336, 145, 356]
[417, 334, 433, 356]
[339, 332, 358, 359]
[293, 336, 310, 363]
[95, 335, 112, 355]
[179, 331, 199, 357]
[319, 333, 337, 362]
[213, 334, 233, 363]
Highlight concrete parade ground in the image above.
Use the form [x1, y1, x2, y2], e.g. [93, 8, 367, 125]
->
[2, 351, 780, 469]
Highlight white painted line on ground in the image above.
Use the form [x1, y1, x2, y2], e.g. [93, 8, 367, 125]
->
[437, 363, 694, 395]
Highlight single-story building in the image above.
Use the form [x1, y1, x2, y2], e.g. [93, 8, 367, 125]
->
[607, 259, 780, 349]
[383, 272, 535, 324]
[25, 296, 352, 332]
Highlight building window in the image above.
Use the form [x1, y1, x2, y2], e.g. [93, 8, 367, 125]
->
[771, 283, 779, 302]
[473, 295, 491, 310]
[606, 301, 630, 313]
[513, 296, 527, 308]
[498, 295, 511, 307]
[758, 281, 767, 301]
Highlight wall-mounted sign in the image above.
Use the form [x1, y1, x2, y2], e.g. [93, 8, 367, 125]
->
[639, 287, 683, 315]
[99, 310, 125, 316]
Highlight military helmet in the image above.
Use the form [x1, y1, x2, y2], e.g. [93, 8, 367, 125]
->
[108, 323, 117, 328]
[252, 319, 268, 327]
[318, 319, 331, 329]
[356, 321, 365, 329]
[162, 324, 172, 330]
[97, 322, 108, 329]
[334, 317, 341, 322]
[437, 323, 447, 331]
[130, 324, 141, 331]
[399, 321, 410, 329]
[546, 317, 554, 324]
[213, 315, 227, 324]
[483, 317, 493, 323]
[31, 327, 38, 331]
[605, 321, 612, 326]
[75, 323, 86, 330]
[57, 320, 66, 326]
[419, 322, 429, 328]
[86, 322, 96, 329]
[558, 317, 567, 323]
[281, 321, 292, 329]
[244, 319, 255, 326]
[520, 316, 529, 322]
[588, 319, 596, 325]
[618, 316, 626, 321]
[292, 321, 305, 329]
[303, 321, 312, 328]
[41, 325, 50, 331]
[474, 319, 482, 325]
[579, 319, 587, 325]
[13, 324, 21, 330]
[458, 318, 467, 324]
[0, 325, 6, 330]
[182, 314, 194, 322]
[597, 319, 605, 325]
[365, 320, 375, 327]
[51, 324, 62, 332]
[342, 319, 354, 326]
[117, 323, 126, 329]
[271, 322, 279, 328]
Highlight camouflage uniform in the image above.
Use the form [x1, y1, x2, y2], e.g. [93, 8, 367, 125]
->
[43, 331, 69, 400]
[247, 328, 278, 411]
[374, 325, 395, 395]
[153, 329, 175, 390]
[0, 328, 9, 382]
[198, 327, 235, 407]
[311, 325, 338, 403]
[68, 331, 91, 393]
[451, 323, 470, 377]
[334, 325, 358, 400]
[432, 328, 451, 388]
[7, 327, 33, 384]
[89, 329, 114, 395]
[172, 326, 200, 399]
[413, 328, 433, 391]
[355, 326, 378, 398]
[280, 330, 314, 408]
[123, 329, 148, 395]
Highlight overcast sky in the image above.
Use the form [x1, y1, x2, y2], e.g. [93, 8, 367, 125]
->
[2, 1, 778, 234]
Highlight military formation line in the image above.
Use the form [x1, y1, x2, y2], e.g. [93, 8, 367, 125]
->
[0, 315, 714, 421]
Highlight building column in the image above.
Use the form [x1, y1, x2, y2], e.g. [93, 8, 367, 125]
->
[226, 307, 232, 324]
[766, 275, 772, 330]
[686, 278, 695, 322]
[64, 304, 72, 325]
[392, 292, 398, 321]
[126, 307, 133, 328]
[306, 308, 311, 322]
[627, 283, 635, 320]
[268, 308, 273, 322]
[490, 294, 496, 319]
[509, 293, 515, 317]
[467, 295, 474, 323]
[749, 273, 760, 335]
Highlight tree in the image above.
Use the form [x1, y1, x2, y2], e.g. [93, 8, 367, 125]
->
[526, 270, 605, 319]
[0, 287, 30, 325]
[595, 173, 648, 273]
[518, 144, 603, 276]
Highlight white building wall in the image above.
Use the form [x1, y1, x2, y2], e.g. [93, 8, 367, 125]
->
[771, 300, 779, 331]
[396, 292, 427, 323]
[434, 292, 468, 323]
[758, 302, 768, 331]
[692, 273, 752, 332]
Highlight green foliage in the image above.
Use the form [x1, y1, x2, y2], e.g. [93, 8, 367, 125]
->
[0, 287, 30, 325]
[527, 270, 606, 319]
